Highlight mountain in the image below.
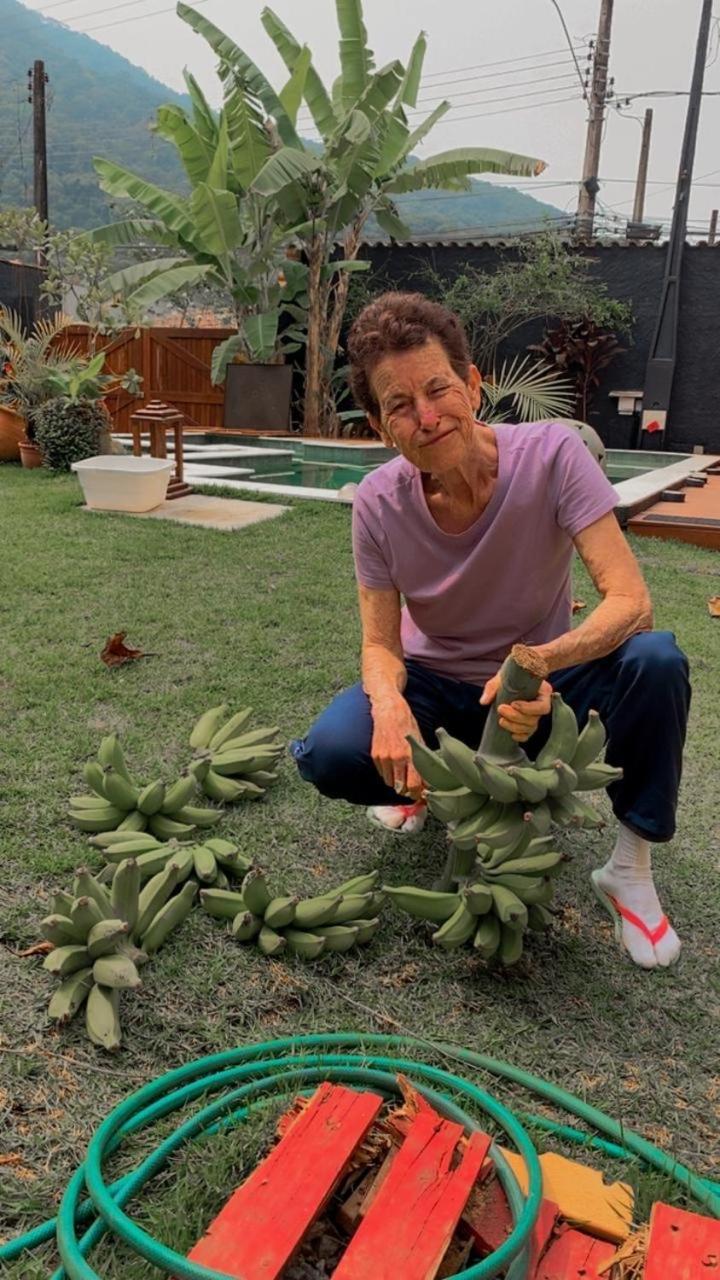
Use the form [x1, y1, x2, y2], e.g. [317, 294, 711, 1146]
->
[0, 0, 563, 234]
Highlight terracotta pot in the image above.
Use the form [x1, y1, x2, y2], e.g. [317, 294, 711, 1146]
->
[19, 439, 44, 469]
[0, 406, 26, 462]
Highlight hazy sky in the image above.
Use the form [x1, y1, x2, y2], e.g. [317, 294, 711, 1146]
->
[24, 0, 720, 232]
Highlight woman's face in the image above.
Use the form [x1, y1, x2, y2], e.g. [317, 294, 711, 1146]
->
[367, 338, 482, 472]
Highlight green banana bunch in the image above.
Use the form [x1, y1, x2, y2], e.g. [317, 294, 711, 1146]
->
[189, 705, 285, 805]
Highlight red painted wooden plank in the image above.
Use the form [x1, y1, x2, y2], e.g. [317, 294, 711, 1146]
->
[465, 1174, 514, 1254]
[644, 1201, 720, 1279]
[526, 1199, 560, 1274]
[332, 1113, 489, 1280]
[535, 1226, 615, 1279]
[186, 1083, 383, 1280]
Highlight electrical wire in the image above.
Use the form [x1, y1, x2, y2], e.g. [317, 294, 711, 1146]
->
[545, 0, 591, 103]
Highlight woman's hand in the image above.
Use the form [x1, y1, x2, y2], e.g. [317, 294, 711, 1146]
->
[480, 675, 553, 743]
[370, 695, 425, 799]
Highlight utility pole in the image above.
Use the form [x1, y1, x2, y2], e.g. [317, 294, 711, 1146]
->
[632, 109, 653, 224]
[641, 0, 714, 446]
[709, 209, 718, 245]
[28, 60, 49, 227]
[576, 0, 614, 241]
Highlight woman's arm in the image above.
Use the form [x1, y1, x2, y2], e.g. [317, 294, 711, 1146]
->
[359, 584, 424, 799]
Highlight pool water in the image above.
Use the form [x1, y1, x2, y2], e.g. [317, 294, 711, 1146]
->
[247, 460, 373, 488]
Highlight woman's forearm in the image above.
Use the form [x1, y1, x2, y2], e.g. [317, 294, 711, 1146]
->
[361, 642, 408, 710]
[532, 591, 653, 676]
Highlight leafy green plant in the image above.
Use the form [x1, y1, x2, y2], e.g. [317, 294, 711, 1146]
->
[44, 350, 142, 403]
[0, 308, 80, 440]
[481, 354, 574, 424]
[33, 397, 109, 471]
[529, 319, 626, 421]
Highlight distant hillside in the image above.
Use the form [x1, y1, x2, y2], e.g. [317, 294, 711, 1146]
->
[0, 0, 563, 234]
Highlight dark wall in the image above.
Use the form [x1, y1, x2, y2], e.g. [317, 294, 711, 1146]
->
[360, 242, 720, 454]
[0, 259, 44, 330]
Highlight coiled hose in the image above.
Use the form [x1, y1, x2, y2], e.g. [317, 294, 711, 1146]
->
[2, 1032, 719, 1280]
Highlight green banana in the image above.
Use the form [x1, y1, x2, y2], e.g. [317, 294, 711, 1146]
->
[489, 884, 528, 928]
[92, 954, 142, 989]
[136, 780, 166, 816]
[214, 869, 230, 890]
[571, 709, 607, 771]
[68, 806, 124, 833]
[311, 924, 360, 953]
[48, 967, 94, 1023]
[211, 749, 280, 777]
[568, 797, 606, 829]
[507, 765, 557, 804]
[97, 734, 133, 785]
[263, 896, 299, 929]
[203, 837, 242, 857]
[132, 847, 178, 880]
[83, 760, 107, 797]
[489, 873, 548, 902]
[282, 928, 326, 960]
[528, 904, 555, 932]
[464, 883, 493, 915]
[90, 828, 156, 850]
[160, 773, 198, 815]
[72, 870, 113, 917]
[245, 770, 279, 788]
[257, 925, 287, 957]
[535, 694, 579, 768]
[199, 888, 248, 921]
[486, 850, 564, 878]
[475, 807, 527, 851]
[41, 914, 82, 946]
[432, 901, 477, 949]
[499, 923, 524, 967]
[427, 787, 487, 824]
[406, 735, 458, 791]
[343, 918, 380, 945]
[87, 919, 129, 960]
[332, 893, 375, 924]
[436, 729, 488, 794]
[232, 910, 263, 941]
[208, 706, 254, 751]
[86, 984, 121, 1051]
[43, 945, 90, 976]
[116, 810, 148, 833]
[140, 881, 196, 954]
[475, 755, 519, 803]
[209, 848, 254, 877]
[241, 869, 272, 916]
[547, 794, 585, 828]
[135, 864, 182, 937]
[366, 891, 387, 915]
[190, 704, 229, 750]
[70, 896, 104, 937]
[101, 767, 139, 811]
[148, 814, 196, 841]
[449, 804, 502, 847]
[174, 805, 223, 828]
[525, 801, 552, 836]
[383, 886, 461, 922]
[202, 770, 264, 802]
[511, 878, 554, 907]
[192, 844, 217, 883]
[111, 858, 140, 933]
[69, 794, 115, 809]
[474, 914, 501, 960]
[189, 755, 212, 784]
[552, 760, 579, 797]
[220, 727, 281, 751]
[51, 890, 75, 916]
[574, 762, 623, 791]
[333, 871, 381, 896]
[293, 894, 342, 929]
[100, 837, 165, 862]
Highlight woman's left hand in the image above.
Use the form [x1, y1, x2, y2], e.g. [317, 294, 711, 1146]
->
[480, 676, 553, 743]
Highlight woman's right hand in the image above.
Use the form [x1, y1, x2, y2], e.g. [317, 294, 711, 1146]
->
[370, 695, 425, 800]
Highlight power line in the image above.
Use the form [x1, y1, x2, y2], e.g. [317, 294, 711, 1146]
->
[545, 0, 591, 102]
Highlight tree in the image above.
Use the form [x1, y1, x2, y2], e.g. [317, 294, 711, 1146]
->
[180, 0, 546, 435]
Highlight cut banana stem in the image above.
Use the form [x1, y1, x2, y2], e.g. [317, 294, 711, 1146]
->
[476, 646, 544, 766]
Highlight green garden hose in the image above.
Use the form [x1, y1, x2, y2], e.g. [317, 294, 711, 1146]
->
[2, 1031, 719, 1280]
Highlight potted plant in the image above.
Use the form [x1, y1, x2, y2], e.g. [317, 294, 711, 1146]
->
[0, 308, 79, 467]
[34, 352, 142, 471]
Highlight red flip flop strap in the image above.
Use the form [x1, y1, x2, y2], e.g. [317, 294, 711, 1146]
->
[398, 801, 425, 819]
[607, 894, 670, 946]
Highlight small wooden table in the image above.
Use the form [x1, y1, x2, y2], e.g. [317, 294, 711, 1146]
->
[129, 400, 192, 500]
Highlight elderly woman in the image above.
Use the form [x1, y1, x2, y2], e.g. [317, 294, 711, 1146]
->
[291, 293, 690, 970]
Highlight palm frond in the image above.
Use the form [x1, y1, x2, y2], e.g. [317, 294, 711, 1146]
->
[482, 353, 574, 424]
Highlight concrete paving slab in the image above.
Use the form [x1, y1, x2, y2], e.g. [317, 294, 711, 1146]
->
[83, 493, 289, 530]
[184, 464, 256, 478]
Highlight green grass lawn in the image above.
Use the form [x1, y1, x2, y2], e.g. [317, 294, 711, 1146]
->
[1, 466, 719, 1277]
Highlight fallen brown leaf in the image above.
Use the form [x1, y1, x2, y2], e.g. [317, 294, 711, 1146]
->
[709, 596, 720, 619]
[100, 631, 148, 667]
[13, 940, 53, 957]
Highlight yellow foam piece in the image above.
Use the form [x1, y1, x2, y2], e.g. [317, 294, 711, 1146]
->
[499, 1148, 634, 1243]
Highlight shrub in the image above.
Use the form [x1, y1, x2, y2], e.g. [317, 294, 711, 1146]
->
[34, 397, 106, 471]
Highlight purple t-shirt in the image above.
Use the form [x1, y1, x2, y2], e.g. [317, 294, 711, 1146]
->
[352, 422, 618, 685]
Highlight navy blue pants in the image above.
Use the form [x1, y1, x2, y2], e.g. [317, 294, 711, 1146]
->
[291, 632, 691, 843]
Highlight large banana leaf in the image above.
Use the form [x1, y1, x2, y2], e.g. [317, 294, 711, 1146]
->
[279, 45, 311, 125]
[183, 69, 218, 150]
[189, 183, 241, 262]
[85, 219, 181, 250]
[396, 32, 426, 108]
[261, 7, 338, 140]
[126, 263, 217, 313]
[402, 101, 452, 160]
[177, 3, 301, 149]
[93, 158, 199, 244]
[244, 311, 279, 362]
[377, 111, 411, 176]
[224, 82, 272, 191]
[336, 0, 374, 111]
[154, 105, 213, 187]
[351, 61, 404, 129]
[211, 333, 246, 384]
[373, 200, 412, 242]
[385, 147, 546, 194]
[250, 147, 321, 201]
[97, 257, 192, 300]
[206, 111, 230, 191]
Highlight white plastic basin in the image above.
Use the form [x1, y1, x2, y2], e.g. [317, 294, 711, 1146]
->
[72, 455, 174, 513]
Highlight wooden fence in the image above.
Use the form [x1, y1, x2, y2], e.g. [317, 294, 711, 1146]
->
[62, 326, 235, 432]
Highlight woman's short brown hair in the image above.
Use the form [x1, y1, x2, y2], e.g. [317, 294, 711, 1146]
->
[347, 291, 471, 418]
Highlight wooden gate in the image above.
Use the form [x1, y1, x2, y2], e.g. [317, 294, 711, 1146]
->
[61, 325, 235, 431]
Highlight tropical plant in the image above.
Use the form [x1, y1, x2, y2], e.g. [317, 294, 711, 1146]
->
[529, 319, 626, 422]
[34, 398, 109, 471]
[0, 308, 80, 440]
[481, 354, 574, 425]
[44, 350, 143, 403]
